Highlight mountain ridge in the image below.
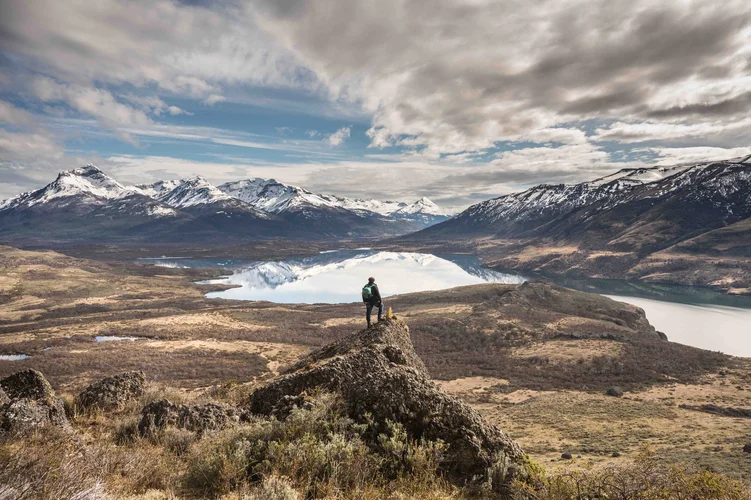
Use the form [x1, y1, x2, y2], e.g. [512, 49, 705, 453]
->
[397, 156, 751, 295]
[0, 165, 451, 243]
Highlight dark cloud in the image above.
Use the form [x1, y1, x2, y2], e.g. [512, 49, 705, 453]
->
[1, 0, 750, 206]
[648, 92, 751, 118]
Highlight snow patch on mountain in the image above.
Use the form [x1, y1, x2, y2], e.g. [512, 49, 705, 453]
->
[135, 180, 181, 198]
[157, 177, 235, 208]
[395, 197, 448, 216]
[454, 158, 751, 228]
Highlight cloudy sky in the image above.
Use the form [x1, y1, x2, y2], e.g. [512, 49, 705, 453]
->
[1, 0, 750, 209]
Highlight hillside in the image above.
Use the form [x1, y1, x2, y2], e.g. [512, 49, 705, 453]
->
[398, 157, 751, 294]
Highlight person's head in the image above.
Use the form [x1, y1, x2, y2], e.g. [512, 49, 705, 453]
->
[368, 277, 375, 283]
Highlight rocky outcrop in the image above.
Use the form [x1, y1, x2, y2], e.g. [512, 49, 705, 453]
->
[77, 371, 145, 411]
[248, 318, 530, 491]
[138, 399, 245, 436]
[0, 370, 68, 434]
[679, 404, 751, 419]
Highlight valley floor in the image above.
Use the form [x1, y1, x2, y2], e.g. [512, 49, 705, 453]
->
[1, 245, 750, 491]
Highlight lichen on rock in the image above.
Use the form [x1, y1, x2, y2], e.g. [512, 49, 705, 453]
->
[77, 370, 146, 411]
[0, 369, 69, 435]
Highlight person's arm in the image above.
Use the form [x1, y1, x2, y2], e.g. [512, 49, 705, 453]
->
[374, 284, 382, 304]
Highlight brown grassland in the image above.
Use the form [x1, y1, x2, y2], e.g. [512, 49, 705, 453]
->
[1, 245, 750, 498]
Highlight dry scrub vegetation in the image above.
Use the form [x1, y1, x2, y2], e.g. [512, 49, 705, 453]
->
[1, 387, 748, 499]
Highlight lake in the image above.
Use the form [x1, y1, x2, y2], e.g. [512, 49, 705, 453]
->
[141, 250, 751, 357]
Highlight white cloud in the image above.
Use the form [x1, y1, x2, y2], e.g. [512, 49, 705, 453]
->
[0, 129, 62, 159]
[30, 76, 154, 143]
[203, 94, 226, 106]
[327, 126, 351, 146]
[642, 146, 751, 165]
[0, 100, 38, 128]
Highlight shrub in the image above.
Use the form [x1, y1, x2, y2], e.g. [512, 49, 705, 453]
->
[243, 475, 300, 500]
[511, 446, 749, 499]
[183, 393, 455, 499]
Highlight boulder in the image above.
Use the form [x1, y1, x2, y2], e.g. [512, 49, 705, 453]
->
[77, 371, 145, 411]
[0, 369, 55, 400]
[743, 444, 751, 454]
[0, 369, 69, 434]
[606, 387, 624, 398]
[138, 399, 244, 436]
[248, 318, 530, 491]
[561, 452, 573, 460]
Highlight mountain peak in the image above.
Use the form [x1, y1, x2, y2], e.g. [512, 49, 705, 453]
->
[396, 197, 448, 216]
[65, 164, 105, 177]
[158, 176, 233, 208]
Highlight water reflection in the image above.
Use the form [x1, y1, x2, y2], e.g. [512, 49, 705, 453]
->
[140, 251, 751, 357]
[0, 354, 29, 361]
[193, 251, 526, 304]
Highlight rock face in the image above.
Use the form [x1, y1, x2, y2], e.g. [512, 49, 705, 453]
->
[0, 370, 69, 434]
[249, 318, 530, 490]
[77, 371, 146, 411]
[138, 399, 244, 436]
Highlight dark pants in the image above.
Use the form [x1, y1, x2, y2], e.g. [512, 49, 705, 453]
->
[366, 302, 383, 325]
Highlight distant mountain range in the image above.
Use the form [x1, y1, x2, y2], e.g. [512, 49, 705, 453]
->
[401, 155, 751, 294]
[0, 166, 451, 244]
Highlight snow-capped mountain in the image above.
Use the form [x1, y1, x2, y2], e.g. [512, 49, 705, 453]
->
[394, 197, 447, 216]
[0, 165, 179, 219]
[156, 177, 233, 208]
[0, 165, 451, 244]
[0, 165, 131, 211]
[406, 157, 751, 254]
[217, 178, 450, 226]
[218, 178, 338, 214]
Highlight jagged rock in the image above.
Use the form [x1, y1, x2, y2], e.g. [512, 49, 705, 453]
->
[679, 404, 751, 418]
[248, 318, 530, 491]
[270, 394, 315, 421]
[606, 387, 624, 397]
[138, 399, 244, 435]
[77, 371, 145, 411]
[0, 369, 69, 434]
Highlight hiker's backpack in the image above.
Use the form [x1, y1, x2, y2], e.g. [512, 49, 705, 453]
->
[362, 284, 374, 301]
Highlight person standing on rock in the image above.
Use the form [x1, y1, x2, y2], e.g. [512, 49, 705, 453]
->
[362, 277, 383, 328]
